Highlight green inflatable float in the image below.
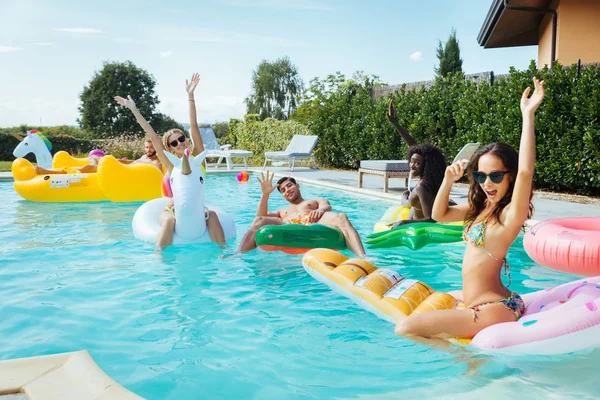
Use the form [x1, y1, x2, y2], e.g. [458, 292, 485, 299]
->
[256, 224, 347, 255]
[366, 222, 463, 250]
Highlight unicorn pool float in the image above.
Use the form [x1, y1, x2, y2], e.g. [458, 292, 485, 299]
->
[11, 130, 162, 202]
[132, 149, 236, 244]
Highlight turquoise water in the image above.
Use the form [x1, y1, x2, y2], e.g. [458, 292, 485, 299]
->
[1, 177, 599, 399]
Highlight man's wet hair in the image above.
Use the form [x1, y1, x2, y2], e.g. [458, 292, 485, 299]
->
[277, 176, 297, 192]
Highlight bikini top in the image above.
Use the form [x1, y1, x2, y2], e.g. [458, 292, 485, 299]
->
[408, 179, 423, 211]
[463, 219, 512, 286]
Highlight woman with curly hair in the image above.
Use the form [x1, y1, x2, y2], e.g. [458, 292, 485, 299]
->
[385, 100, 450, 228]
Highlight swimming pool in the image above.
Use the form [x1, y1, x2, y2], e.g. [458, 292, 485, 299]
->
[0, 177, 598, 399]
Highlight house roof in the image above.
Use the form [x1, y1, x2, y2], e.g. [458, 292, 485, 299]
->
[477, 0, 553, 48]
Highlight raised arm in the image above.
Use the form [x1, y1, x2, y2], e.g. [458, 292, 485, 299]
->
[386, 99, 418, 147]
[114, 95, 173, 172]
[431, 159, 470, 223]
[506, 77, 544, 227]
[256, 171, 281, 217]
[186, 73, 205, 157]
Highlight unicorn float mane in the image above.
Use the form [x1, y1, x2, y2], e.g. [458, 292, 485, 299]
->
[13, 130, 53, 169]
[30, 130, 52, 151]
[163, 149, 209, 240]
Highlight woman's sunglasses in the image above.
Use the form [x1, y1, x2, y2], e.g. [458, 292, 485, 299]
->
[169, 135, 186, 147]
[472, 170, 510, 184]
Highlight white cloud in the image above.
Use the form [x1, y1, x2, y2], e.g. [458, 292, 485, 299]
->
[53, 28, 104, 34]
[32, 42, 54, 46]
[0, 46, 23, 52]
[160, 50, 173, 58]
[409, 51, 422, 62]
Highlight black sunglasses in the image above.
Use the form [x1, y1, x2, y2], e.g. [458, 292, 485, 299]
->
[169, 135, 186, 147]
[472, 170, 510, 184]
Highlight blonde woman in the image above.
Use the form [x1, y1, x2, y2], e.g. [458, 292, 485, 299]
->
[115, 73, 225, 249]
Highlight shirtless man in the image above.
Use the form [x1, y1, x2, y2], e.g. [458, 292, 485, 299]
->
[237, 171, 366, 256]
[125, 139, 163, 170]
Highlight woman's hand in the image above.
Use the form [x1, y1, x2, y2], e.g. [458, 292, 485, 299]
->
[389, 220, 407, 229]
[186, 73, 200, 96]
[114, 95, 137, 111]
[257, 171, 278, 196]
[520, 77, 545, 116]
[386, 99, 397, 124]
[445, 159, 469, 182]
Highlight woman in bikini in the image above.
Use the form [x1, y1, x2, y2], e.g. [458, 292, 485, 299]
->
[115, 73, 225, 249]
[385, 101, 449, 228]
[395, 77, 544, 340]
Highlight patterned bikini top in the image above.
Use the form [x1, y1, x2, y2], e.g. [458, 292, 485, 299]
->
[463, 219, 512, 286]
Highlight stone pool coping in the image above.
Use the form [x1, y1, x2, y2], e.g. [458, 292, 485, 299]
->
[0, 351, 143, 400]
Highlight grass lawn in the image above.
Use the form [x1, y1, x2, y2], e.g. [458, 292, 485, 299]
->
[0, 161, 13, 172]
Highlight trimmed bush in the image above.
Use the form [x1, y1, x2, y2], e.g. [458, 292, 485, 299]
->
[295, 62, 600, 195]
[228, 117, 312, 164]
[101, 135, 147, 159]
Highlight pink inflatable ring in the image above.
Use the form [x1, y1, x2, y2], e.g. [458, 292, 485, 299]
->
[470, 276, 600, 354]
[523, 217, 600, 276]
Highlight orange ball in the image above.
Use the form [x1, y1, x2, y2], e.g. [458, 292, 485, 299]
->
[237, 171, 249, 182]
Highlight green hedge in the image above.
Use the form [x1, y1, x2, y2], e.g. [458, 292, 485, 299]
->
[226, 117, 312, 164]
[295, 63, 600, 195]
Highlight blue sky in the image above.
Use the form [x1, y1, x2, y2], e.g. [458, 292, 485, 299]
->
[0, 0, 537, 126]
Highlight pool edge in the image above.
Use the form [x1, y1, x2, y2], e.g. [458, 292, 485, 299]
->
[0, 350, 144, 399]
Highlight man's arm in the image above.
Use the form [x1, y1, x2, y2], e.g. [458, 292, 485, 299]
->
[308, 198, 332, 223]
[257, 193, 281, 218]
[256, 171, 281, 217]
[316, 198, 332, 212]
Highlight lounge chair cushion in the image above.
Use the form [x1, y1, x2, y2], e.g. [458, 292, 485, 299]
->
[264, 151, 312, 158]
[359, 160, 409, 172]
[206, 149, 253, 158]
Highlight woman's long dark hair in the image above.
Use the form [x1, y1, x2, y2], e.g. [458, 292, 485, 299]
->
[407, 143, 446, 198]
[466, 142, 534, 225]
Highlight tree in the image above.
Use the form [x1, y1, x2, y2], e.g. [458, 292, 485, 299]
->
[245, 56, 303, 120]
[79, 61, 182, 137]
[435, 29, 463, 78]
[153, 113, 186, 135]
[212, 121, 230, 139]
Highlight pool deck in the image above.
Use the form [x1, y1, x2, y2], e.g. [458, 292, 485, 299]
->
[2, 167, 599, 221]
[0, 351, 142, 399]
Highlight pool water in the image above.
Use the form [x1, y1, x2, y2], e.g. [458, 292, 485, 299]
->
[0, 177, 598, 399]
